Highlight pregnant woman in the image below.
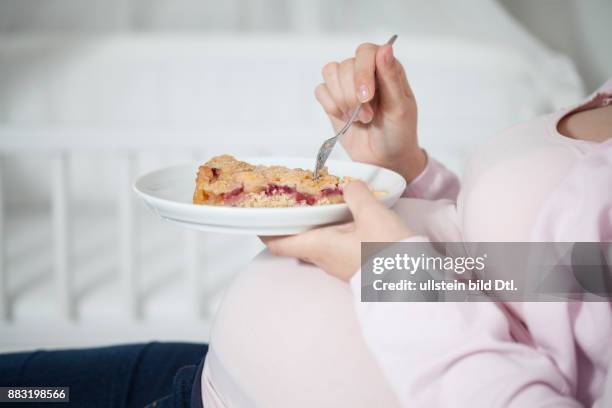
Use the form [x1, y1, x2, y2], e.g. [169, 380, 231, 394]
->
[201, 41, 612, 407]
[2, 40, 610, 407]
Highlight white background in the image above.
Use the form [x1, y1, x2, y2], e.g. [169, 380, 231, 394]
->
[0, 0, 606, 351]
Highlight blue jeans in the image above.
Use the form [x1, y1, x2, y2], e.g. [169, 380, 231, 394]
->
[1, 342, 208, 407]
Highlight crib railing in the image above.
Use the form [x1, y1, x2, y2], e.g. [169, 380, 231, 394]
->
[0, 139, 171, 322]
[0, 133, 207, 325]
[0, 157, 5, 320]
[0, 124, 321, 331]
[51, 153, 72, 320]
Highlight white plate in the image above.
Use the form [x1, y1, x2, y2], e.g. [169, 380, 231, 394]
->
[134, 157, 406, 235]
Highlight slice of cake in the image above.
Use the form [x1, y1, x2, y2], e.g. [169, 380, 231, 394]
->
[193, 155, 351, 207]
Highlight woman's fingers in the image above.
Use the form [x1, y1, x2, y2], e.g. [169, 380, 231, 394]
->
[314, 83, 343, 120]
[343, 181, 414, 242]
[262, 231, 320, 263]
[321, 61, 349, 118]
[342, 181, 385, 223]
[262, 224, 360, 281]
[374, 44, 415, 115]
[321, 58, 372, 124]
[314, 83, 351, 132]
[338, 59, 359, 114]
[339, 58, 373, 123]
[263, 226, 346, 267]
[354, 42, 378, 103]
[353, 43, 378, 123]
[319, 41, 416, 125]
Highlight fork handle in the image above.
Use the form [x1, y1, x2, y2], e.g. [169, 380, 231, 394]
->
[339, 104, 362, 136]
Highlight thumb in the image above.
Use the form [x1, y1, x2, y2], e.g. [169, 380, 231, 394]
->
[374, 44, 415, 114]
[263, 229, 321, 261]
[343, 181, 385, 224]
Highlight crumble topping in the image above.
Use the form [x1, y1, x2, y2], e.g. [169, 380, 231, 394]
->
[193, 155, 351, 207]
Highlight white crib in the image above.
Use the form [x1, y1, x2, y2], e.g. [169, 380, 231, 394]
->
[0, 33, 584, 352]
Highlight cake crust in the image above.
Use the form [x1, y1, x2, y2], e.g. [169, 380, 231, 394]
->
[193, 155, 350, 207]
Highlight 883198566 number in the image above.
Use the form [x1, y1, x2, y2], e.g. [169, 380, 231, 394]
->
[1, 387, 69, 402]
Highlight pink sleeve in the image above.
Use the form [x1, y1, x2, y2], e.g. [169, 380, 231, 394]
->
[403, 152, 460, 201]
[350, 86, 611, 407]
[532, 141, 612, 242]
[351, 140, 612, 405]
[350, 237, 583, 407]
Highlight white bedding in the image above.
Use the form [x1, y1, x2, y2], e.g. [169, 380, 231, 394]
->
[0, 33, 584, 202]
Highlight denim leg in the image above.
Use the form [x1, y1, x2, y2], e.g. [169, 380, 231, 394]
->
[0, 342, 208, 408]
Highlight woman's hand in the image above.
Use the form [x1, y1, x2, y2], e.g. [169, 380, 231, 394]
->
[261, 182, 413, 282]
[316, 41, 427, 182]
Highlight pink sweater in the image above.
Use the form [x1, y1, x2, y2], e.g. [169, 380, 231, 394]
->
[350, 81, 612, 407]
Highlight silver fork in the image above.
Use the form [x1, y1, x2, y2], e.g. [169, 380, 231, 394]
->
[313, 34, 398, 180]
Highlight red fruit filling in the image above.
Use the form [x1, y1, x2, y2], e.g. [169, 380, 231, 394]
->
[221, 183, 343, 206]
[320, 187, 342, 197]
[265, 183, 342, 206]
[265, 184, 295, 195]
[294, 192, 316, 205]
[222, 186, 245, 204]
